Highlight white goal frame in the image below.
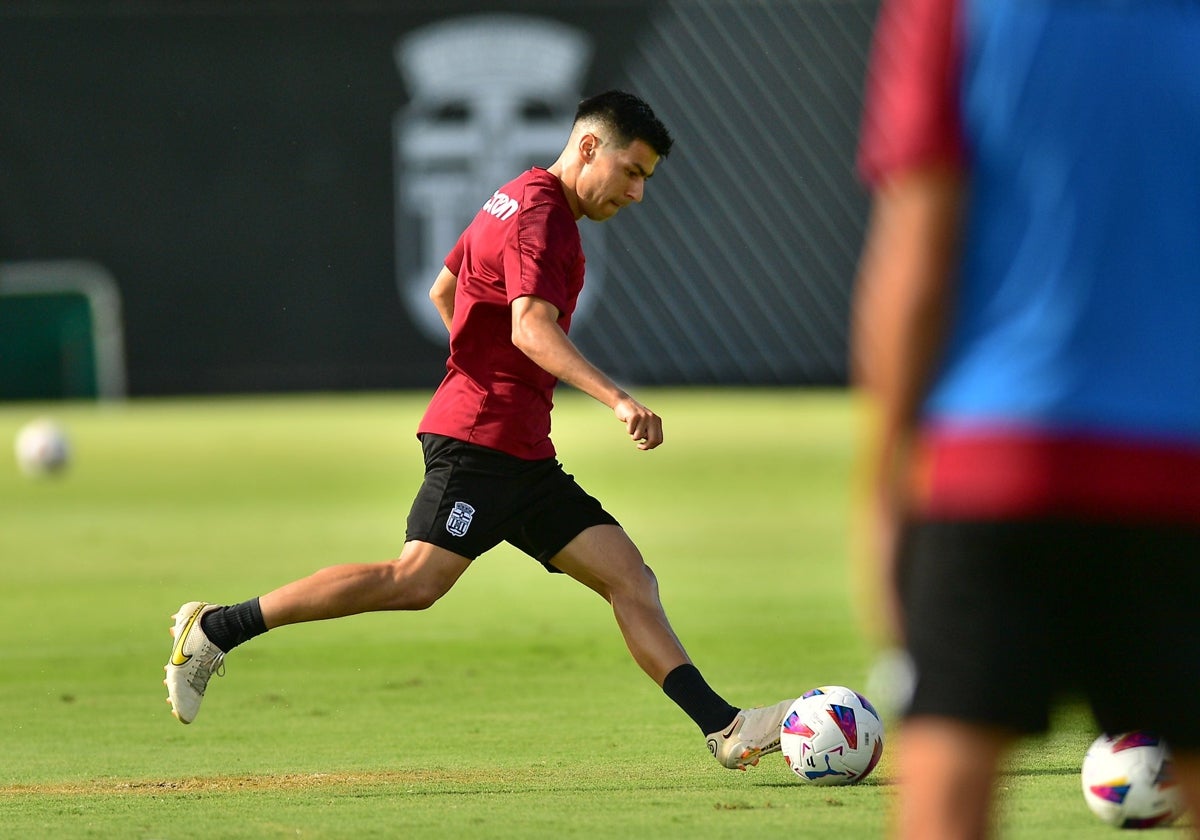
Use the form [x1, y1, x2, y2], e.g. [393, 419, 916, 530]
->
[0, 259, 128, 400]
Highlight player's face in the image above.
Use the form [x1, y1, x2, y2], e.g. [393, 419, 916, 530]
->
[577, 136, 659, 221]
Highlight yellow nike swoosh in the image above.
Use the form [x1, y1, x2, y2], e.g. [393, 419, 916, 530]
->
[169, 606, 203, 666]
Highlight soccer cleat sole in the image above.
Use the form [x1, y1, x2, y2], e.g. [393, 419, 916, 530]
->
[163, 668, 183, 721]
[733, 739, 781, 770]
[165, 616, 176, 715]
[165, 610, 192, 724]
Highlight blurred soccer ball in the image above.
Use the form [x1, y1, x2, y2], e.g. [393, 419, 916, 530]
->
[14, 418, 70, 477]
[780, 685, 884, 785]
[1081, 732, 1182, 829]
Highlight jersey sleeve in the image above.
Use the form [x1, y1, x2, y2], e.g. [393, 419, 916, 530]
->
[444, 230, 466, 275]
[857, 0, 965, 186]
[504, 198, 576, 315]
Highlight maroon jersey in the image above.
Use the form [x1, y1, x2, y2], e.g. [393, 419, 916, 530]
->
[417, 168, 584, 460]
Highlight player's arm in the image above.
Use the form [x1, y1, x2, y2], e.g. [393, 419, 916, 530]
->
[850, 165, 963, 642]
[429, 265, 458, 333]
[851, 0, 963, 647]
[853, 166, 962, 472]
[511, 294, 662, 450]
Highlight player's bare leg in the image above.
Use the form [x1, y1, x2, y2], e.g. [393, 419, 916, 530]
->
[895, 716, 1012, 840]
[549, 523, 688, 683]
[258, 541, 473, 627]
[165, 542, 471, 723]
[1171, 752, 1200, 839]
[550, 524, 786, 769]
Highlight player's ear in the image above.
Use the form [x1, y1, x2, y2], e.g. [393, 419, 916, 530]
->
[579, 132, 599, 163]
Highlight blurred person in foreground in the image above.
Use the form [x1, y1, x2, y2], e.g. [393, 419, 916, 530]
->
[163, 90, 791, 770]
[852, 0, 1200, 836]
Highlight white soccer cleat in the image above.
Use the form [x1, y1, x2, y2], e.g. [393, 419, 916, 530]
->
[164, 601, 225, 724]
[707, 699, 794, 770]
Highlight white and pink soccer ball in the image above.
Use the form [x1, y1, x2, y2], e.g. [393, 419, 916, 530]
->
[780, 685, 884, 785]
[1081, 731, 1183, 829]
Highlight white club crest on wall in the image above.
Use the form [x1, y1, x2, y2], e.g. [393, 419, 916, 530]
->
[393, 15, 601, 343]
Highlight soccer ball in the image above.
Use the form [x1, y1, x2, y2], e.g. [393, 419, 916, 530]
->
[14, 418, 70, 477]
[1081, 732, 1183, 829]
[780, 685, 884, 785]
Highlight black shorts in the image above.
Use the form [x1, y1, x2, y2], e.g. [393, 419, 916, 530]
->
[899, 517, 1200, 749]
[405, 434, 619, 571]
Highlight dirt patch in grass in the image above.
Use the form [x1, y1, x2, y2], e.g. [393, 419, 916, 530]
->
[0, 769, 538, 798]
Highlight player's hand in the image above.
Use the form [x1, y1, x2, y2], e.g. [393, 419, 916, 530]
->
[614, 397, 663, 450]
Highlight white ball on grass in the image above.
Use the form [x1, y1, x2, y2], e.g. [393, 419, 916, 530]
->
[14, 418, 71, 477]
[1081, 732, 1183, 829]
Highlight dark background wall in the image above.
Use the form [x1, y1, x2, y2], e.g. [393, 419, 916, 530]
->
[0, 0, 877, 397]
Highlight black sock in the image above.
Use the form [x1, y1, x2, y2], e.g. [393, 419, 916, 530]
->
[662, 664, 740, 735]
[200, 598, 267, 653]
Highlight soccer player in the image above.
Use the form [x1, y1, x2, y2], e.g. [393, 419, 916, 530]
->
[164, 90, 790, 770]
[853, 1, 1200, 836]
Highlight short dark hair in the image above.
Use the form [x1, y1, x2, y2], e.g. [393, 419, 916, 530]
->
[574, 90, 673, 159]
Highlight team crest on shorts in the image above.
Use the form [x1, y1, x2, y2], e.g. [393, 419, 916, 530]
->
[445, 501, 475, 537]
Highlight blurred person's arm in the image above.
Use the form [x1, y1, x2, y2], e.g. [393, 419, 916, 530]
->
[851, 0, 964, 646]
[850, 165, 963, 644]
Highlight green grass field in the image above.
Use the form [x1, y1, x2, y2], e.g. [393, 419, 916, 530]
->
[0, 390, 1188, 838]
